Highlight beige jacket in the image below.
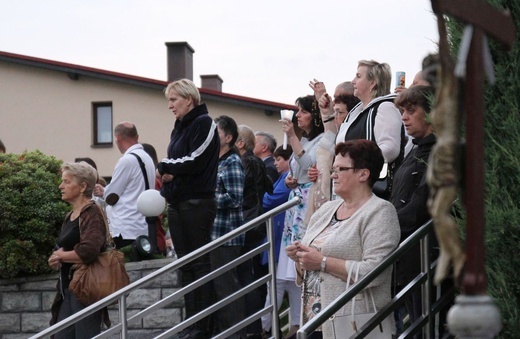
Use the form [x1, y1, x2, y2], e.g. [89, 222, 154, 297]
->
[301, 195, 400, 337]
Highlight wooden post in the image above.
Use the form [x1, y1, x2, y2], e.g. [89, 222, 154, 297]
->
[431, 0, 514, 337]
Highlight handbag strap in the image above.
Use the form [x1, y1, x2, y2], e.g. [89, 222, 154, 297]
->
[345, 262, 356, 290]
[350, 262, 381, 333]
[350, 263, 361, 319]
[336, 263, 356, 317]
[130, 152, 150, 190]
[95, 203, 116, 247]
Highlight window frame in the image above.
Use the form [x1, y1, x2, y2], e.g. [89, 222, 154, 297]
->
[92, 102, 113, 147]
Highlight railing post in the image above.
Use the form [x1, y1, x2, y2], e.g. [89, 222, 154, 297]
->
[119, 294, 128, 338]
[266, 215, 280, 338]
[421, 233, 431, 339]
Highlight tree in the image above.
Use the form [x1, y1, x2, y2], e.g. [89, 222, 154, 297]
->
[0, 150, 69, 279]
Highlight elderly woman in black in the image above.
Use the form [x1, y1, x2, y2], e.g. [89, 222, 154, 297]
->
[48, 162, 107, 338]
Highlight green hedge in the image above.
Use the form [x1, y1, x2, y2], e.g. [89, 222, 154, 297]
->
[0, 150, 69, 279]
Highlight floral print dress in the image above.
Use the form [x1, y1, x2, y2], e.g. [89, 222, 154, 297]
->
[302, 216, 342, 325]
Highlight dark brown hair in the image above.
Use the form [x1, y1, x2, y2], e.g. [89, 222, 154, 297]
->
[394, 85, 434, 115]
[273, 145, 292, 160]
[295, 95, 324, 141]
[335, 140, 384, 187]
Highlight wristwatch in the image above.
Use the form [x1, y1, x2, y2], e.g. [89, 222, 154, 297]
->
[320, 256, 327, 272]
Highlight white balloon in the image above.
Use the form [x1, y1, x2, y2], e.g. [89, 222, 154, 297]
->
[137, 189, 166, 217]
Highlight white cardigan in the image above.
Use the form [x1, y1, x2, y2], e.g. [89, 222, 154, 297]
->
[301, 195, 400, 337]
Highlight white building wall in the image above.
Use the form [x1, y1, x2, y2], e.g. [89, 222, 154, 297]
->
[0, 62, 287, 178]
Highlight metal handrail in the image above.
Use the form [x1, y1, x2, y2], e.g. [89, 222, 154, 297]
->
[296, 219, 447, 339]
[30, 196, 302, 339]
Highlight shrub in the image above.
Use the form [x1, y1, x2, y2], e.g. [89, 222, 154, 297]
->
[0, 150, 69, 279]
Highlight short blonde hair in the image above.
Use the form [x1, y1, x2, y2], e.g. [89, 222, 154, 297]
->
[61, 162, 97, 198]
[358, 60, 391, 99]
[237, 125, 256, 152]
[164, 79, 201, 106]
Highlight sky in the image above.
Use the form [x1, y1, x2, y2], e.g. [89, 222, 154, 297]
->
[0, 0, 439, 104]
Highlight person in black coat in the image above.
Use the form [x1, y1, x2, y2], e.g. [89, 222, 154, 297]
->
[158, 79, 219, 338]
[391, 86, 438, 333]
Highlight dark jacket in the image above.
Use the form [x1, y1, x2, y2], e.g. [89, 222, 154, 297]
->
[158, 104, 220, 205]
[263, 156, 279, 184]
[242, 151, 272, 214]
[241, 150, 273, 244]
[390, 133, 437, 284]
[50, 201, 110, 327]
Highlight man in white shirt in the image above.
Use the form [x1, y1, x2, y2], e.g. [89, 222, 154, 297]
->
[94, 121, 155, 249]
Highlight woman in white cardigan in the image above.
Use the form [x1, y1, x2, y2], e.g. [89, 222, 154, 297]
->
[286, 140, 400, 338]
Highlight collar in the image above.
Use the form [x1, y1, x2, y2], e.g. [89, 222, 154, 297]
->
[412, 133, 436, 146]
[219, 148, 239, 161]
[124, 143, 144, 155]
[177, 103, 208, 127]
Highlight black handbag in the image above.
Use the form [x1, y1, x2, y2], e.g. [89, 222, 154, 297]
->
[372, 162, 396, 200]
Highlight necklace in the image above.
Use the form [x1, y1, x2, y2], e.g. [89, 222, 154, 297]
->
[335, 202, 352, 220]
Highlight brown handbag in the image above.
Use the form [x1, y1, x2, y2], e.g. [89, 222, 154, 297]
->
[69, 204, 130, 305]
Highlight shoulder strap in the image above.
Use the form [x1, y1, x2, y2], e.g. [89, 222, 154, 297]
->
[130, 152, 150, 190]
[77, 202, 114, 246]
[96, 203, 115, 245]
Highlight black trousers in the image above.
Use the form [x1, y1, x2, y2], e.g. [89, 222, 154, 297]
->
[167, 198, 216, 332]
[237, 239, 268, 334]
[210, 246, 247, 338]
[55, 289, 102, 339]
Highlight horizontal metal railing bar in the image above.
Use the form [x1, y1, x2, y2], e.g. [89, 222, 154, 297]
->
[354, 272, 429, 338]
[93, 234, 272, 337]
[297, 219, 433, 339]
[279, 306, 291, 333]
[99, 244, 271, 338]
[139, 242, 268, 318]
[397, 286, 455, 339]
[29, 294, 127, 338]
[430, 286, 455, 317]
[32, 196, 301, 339]
[400, 314, 429, 338]
[158, 275, 271, 338]
[214, 307, 270, 339]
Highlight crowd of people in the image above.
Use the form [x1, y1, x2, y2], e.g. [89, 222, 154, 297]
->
[29, 53, 446, 338]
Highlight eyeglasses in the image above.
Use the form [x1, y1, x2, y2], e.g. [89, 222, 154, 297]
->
[330, 166, 356, 175]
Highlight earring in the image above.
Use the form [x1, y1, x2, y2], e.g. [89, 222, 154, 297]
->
[312, 98, 321, 127]
[314, 114, 321, 127]
[312, 98, 318, 113]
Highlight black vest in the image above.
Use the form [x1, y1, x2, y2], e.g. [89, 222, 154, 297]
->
[343, 94, 406, 199]
[344, 94, 399, 143]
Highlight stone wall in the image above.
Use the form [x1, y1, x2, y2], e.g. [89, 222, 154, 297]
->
[0, 259, 182, 339]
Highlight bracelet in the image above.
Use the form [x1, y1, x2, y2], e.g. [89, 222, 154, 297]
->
[323, 116, 335, 123]
[320, 256, 327, 272]
[296, 149, 306, 158]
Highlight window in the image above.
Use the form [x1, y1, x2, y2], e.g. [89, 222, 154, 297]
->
[93, 102, 113, 146]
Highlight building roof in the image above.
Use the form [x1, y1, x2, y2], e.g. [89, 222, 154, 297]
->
[0, 50, 296, 114]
